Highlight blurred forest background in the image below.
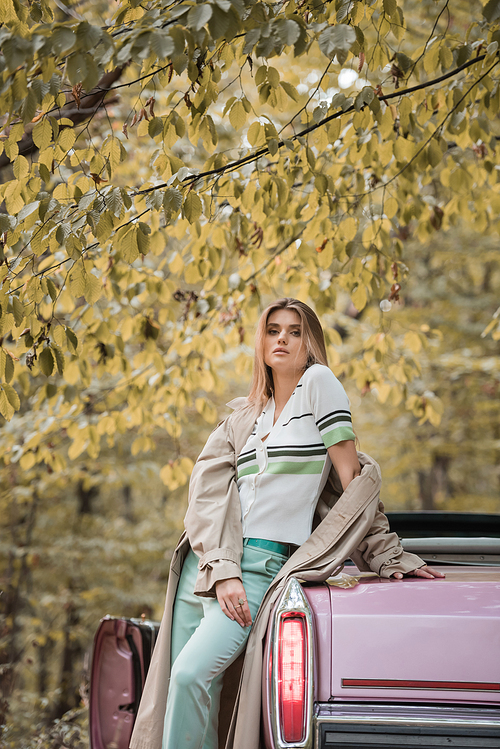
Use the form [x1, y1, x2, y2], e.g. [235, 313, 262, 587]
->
[1, 0, 499, 745]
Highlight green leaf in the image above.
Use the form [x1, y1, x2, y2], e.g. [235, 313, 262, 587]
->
[76, 20, 102, 50]
[0, 214, 16, 233]
[243, 27, 261, 55]
[255, 66, 267, 86]
[209, 6, 230, 38]
[46, 278, 58, 302]
[280, 81, 299, 102]
[150, 30, 175, 59]
[427, 139, 443, 168]
[17, 201, 40, 222]
[66, 327, 78, 352]
[183, 192, 202, 223]
[39, 347, 54, 377]
[268, 138, 278, 156]
[21, 87, 38, 125]
[188, 3, 212, 31]
[52, 26, 76, 56]
[483, 0, 500, 22]
[273, 19, 300, 47]
[51, 344, 65, 376]
[4, 353, 14, 384]
[137, 223, 150, 255]
[105, 187, 123, 217]
[318, 24, 356, 59]
[164, 188, 183, 221]
[395, 52, 413, 72]
[149, 117, 164, 138]
[12, 297, 24, 326]
[383, 0, 397, 16]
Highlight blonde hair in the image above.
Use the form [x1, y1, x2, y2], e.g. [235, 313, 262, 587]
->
[248, 298, 328, 409]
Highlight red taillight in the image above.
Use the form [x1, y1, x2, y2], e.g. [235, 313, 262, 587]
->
[278, 614, 306, 743]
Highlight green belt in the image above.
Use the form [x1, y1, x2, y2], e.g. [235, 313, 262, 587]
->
[244, 537, 296, 557]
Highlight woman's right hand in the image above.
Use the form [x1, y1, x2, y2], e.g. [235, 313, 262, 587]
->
[215, 578, 252, 627]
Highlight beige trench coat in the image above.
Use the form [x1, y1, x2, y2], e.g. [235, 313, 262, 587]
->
[129, 398, 424, 749]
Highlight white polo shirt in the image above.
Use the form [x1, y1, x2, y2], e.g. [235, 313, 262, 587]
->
[237, 364, 356, 546]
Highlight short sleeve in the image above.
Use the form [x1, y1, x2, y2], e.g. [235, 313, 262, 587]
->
[304, 364, 356, 448]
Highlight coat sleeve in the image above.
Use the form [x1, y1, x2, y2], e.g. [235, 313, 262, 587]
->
[350, 501, 426, 578]
[184, 416, 244, 597]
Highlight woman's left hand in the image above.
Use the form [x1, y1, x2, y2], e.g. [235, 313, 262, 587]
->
[391, 565, 445, 580]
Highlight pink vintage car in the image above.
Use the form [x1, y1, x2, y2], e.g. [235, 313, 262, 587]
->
[261, 513, 500, 749]
[90, 513, 500, 749]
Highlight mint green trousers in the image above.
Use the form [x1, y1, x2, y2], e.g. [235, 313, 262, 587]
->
[161, 543, 287, 749]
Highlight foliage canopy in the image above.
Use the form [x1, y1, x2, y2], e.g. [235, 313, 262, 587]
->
[2, 0, 500, 737]
[0, 0, 499, 481]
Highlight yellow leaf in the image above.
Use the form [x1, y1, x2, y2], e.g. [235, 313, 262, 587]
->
[229, 100, 247, 130]
[351, 284, 367, 311]
[340, 216, 357, 241]
[32, 119, 52, 151]
[84, 274, 101, 305]
[247, 121, 263, 147]
[58, 127, 76, 152]
[393, 137, 415, 162]
[13, 155, 29, 180]
[183, 192, 202, 223]
[384, 196, 398, 218]
[20, 451, 36, 470]
[427, 138, 442, 168]
[404, 331, 423, 353]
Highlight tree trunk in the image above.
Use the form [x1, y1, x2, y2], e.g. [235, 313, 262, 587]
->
[52, 601, 83, 719]
[418, 454, 452, 510]
[77, 480, 99, 515]
[418, 470, 434, 510]
[123, 485, 134, 523]
[37, 635, 55, 697]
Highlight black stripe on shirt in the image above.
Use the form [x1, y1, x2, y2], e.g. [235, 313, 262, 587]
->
[281, 412, 314, 428]
[267, 442, 325, 453]
[316, 409, 352, 428]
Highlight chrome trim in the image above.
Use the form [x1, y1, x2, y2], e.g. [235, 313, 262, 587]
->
[271, 577, 314, 749]
[340, 679, 500, 693]
[313, 703, 500, 746]
[401, 537, 500, 554]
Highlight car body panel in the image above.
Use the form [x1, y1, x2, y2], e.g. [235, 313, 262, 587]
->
[325, 566, 500, 705]
[263, 564, 500, 749]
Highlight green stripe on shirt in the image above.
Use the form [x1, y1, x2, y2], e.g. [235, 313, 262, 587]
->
[322, 426, 356, 448]
[237, 464, 259, 479]
[265, 460, 325, 475]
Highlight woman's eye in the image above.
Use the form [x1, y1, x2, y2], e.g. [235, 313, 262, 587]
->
[292, 331, 301, 336]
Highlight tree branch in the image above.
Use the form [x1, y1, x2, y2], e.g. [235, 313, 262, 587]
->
[135, 51, 490, 195]
[0, 67, 126, 170]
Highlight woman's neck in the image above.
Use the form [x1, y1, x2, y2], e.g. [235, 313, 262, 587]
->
[272, 369, 304, 421]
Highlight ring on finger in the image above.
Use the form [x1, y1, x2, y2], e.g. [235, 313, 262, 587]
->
[238, 597, 246, 605]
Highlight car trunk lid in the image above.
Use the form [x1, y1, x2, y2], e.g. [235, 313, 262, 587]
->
[326, 566, 500, 705]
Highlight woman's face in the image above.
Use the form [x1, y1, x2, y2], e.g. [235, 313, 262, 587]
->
[263, 309, 308, 375]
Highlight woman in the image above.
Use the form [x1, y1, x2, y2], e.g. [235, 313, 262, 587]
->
[130, 298, 443, 749]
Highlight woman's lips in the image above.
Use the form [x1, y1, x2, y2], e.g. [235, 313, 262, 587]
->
[273, 348, 288, 354]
